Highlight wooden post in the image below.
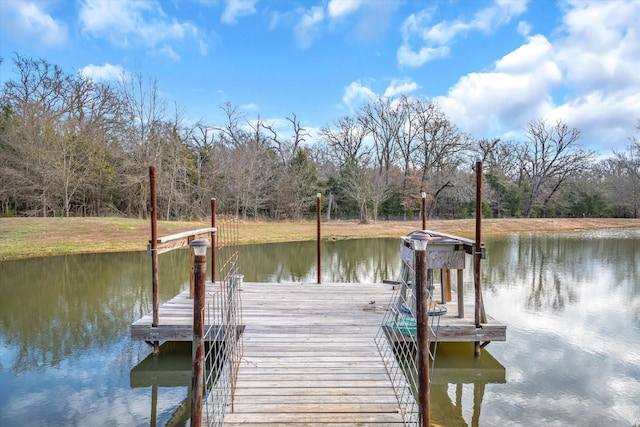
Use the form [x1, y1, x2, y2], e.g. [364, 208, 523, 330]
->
[442, 269, 452, 302]
[317, 193, 322, 284]
[188, 236, 195, 298]
[151, 384, 158, 427]
[149, 166, 160, 355]
[474, 158, 484, 356]
[421, 191, 427, 230]
[211, 198, 216, 283]
[457, 269, 464, 319]
[190, 247, 207, 427]
[414, 242, 431, 427]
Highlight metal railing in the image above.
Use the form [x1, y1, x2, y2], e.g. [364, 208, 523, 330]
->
[375, 236, 445, 426]
[199, 217, 243, 427]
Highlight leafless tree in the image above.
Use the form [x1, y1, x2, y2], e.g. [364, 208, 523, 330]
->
[520, 119, 594, 218]
[359, 96, 404, 184]
[319, 115, 370, 167]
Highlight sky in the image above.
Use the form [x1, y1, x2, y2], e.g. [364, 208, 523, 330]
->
[0, 0, 639, 154]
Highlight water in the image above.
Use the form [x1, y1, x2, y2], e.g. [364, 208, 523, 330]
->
[0, 231, 638, 426]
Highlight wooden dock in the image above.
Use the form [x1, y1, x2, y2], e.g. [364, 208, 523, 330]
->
[130, 281, 506, 425]
[224, 282, 404, 426]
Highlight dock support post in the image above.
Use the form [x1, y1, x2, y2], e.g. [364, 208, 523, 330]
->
[413, 236, 431, 427]
[316, 192, 322, 284]
[211, 198, 216, 283]
[421, 191, 427, 230]
[190, 239, 209, 427]
[149, 166, 159, 355]
[474, 157, 486, 357]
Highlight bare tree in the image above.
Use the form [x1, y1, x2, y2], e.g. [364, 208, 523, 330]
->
[319, 115, 370, 167]
[359, 96, 404, 184]
[264, 113, 310, 165]
[520, 119, 594, 218]
[607, 119, 640, 217]
[414, 102, 470, 218]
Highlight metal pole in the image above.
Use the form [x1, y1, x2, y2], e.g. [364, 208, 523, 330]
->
[149, 166, 159, 354]
[421, 191, 426, 230]
[190, 242, 207, 427]
[317, 193, 322, 284]
[415, 242, 431, 427]
[474, 158, 484, 356]
[211, 197, 216, 283]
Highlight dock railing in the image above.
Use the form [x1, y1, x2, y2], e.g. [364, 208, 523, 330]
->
[199, 217, 242, 427]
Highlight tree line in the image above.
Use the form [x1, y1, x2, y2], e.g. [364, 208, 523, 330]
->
[1, 54, 638, 221]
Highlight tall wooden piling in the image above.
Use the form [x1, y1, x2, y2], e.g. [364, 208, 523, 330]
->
[414, 239, 431, 427]
[474, 158, 485, 356]
[421, 191, 427, 230]
[190, 246, 207, 426]
[211, 198, 216, 283]
[316, 193, 322, 284]
[149, 166, 159, 354]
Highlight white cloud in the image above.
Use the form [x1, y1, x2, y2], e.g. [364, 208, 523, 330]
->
[221, 0, 258, 25]
[294, 6, 324, 49]
[342, 81, 376, 110]
[398, 0, 528, 68]
[79, 0, 203, 58]
[80, 63, 126, 81]
[431, 1, 640, 152]
[397, 45, 449, 67]
[158, 46, 180, 61]
[383, 78, 420, 98]
[0, 1, 67, 47]
[327, 0, 364, 19]
[435, 34, 561, 140]
[517, 21, 531, 36]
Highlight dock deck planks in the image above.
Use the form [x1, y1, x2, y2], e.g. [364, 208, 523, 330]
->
[130, 281, 507, 425]
[222, 282, 404, 426]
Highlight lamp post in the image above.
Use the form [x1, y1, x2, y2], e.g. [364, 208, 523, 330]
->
[420, 191, 427, 230]
[412, 233, 431, 427]
[189, 239, 209, 427]
[316, 192, 322, 284]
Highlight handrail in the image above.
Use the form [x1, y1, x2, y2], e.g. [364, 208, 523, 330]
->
[156, 227, 216, 244]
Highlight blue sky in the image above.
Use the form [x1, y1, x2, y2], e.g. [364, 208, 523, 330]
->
[1, 0, 639, 154]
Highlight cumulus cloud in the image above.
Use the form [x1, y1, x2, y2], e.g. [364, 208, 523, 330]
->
[221, 0, 258, 25]
[432, 0, 640, 151]
[79, 0, 203, 59]
[80, 63, 126, 81]
[342, 81, 376, 110]
[0, 1, 67, 47]
[398, 0, 528, 68]
[435, 34, 561, 139]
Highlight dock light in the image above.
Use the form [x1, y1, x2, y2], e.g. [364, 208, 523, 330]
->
[421, 191, 426, 199]
[190, 239, 209, 256]
[412, 233, 430, 251]
[316, 192, 321, 198]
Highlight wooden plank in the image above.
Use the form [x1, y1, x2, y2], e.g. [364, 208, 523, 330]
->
[156, 227, 215, 244]
[126, 280, 507, 426]
[222, 282, 404, 426]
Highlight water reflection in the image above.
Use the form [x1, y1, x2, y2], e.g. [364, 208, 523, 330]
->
[1, 231, 639, 426]
[241, 238, 402, 283]
[0, 251, 192, 373]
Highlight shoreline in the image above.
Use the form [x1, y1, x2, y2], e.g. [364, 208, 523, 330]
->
[1, 217, 639, 261]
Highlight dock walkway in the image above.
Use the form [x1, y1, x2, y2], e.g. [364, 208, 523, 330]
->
[223, 282, 404, 426]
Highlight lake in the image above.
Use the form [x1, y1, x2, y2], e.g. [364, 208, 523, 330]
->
[0, 230, 638, 426]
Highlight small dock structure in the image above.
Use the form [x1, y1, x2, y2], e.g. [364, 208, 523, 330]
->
[129, 162, 506, 425]
[131, 277, 506, 425]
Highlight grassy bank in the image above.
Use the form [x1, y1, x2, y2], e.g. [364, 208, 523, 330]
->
[1, 216, 638, 260]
